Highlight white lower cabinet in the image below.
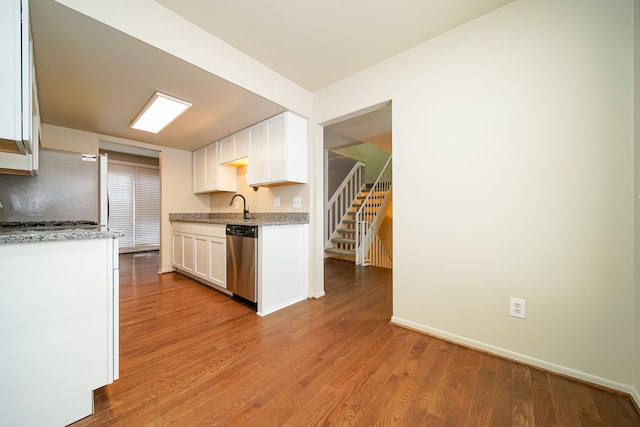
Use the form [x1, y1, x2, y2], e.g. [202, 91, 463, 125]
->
[172, 231, 184, 268]
[172, 231, 194, 273]
[172, 222, 227, 291]
[257, 224, 308, 316]
[0, 237, 119, 426]
[207, 237, 226, 287]
[194, 235, 208, 280]
[183, 234, 195, 272]
[172, 221, 310, 316]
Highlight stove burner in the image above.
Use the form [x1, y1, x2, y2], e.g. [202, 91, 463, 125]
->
[23, 221, 47, 228]
[75, 221, 98, 227]
[0, 222, 23, 229]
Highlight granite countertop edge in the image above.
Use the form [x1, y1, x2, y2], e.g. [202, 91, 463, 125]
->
[170, 212, 309, 226]
[0, 229, 125, 244]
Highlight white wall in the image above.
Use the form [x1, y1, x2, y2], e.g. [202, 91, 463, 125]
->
[42, 124, 100, 154]
[315, 0, 635, 394]
[41, 124, 209, 274]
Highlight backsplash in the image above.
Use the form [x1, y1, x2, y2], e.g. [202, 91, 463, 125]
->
[208, 165, 309, 213]
[0, 148, 100, 222]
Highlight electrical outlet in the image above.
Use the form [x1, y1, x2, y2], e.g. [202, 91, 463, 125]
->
[293, 197, 302, 208]
[233, 201, 239, 209]
[510, 297, 526, 319]
[273, 197, 281, 207]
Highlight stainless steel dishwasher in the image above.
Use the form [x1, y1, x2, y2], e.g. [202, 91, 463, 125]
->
[225, 224, 258, 304]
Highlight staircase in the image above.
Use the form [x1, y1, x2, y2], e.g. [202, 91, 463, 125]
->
[325, 156, 392, 268]
[325, 184, 374, 259]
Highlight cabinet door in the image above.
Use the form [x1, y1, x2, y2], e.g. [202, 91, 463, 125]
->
[29, 45, 39, 173]
[0, 0, 38, 175]
[172, 232, 184, 268]
[219, 135, 235, 164]
[182, 234, 195, 273]
[247, 112, 307, 186]
[248, 122, 267, 185]
[204, 143, 219, 190]
[194, 235, 208, 280]
[194, 142, 236, 193]
[20, 0, 32, 149]
[266, 114, 286, 181]
[234, 129, 249, 159]
[208, 237, 226, 287]
[193, 147, 207, 193]
[219, 130, 249, 165]
[0, 0, 22, 145]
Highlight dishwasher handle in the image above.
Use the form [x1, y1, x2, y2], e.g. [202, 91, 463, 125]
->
[226, 224, 258, 238]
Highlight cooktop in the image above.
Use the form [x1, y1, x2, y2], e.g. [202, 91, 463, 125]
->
[0, 220, 100, 232]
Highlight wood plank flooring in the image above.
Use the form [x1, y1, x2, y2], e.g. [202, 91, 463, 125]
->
[70, 252, 640, 426]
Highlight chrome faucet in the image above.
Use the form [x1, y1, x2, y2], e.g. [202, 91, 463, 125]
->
[229, 194, 249, 220]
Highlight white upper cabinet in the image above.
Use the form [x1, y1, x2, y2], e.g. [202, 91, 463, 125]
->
[0, 0, 39, 175]
[219, 128, 249, 165]
[194, 111, 307, 191]
[193, 141, 236, 194]
[248, 112, 307, 187]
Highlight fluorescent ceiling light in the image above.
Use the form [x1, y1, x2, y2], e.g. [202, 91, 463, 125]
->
[130, 92, 191, 133]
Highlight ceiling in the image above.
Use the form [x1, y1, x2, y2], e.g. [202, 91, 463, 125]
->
[30, 0, 285, 152]
[30, 0, 513, 153]
[157, 0, 514, 92]
[324, 103, 392, 153]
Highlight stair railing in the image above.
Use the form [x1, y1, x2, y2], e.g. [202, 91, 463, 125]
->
[326, 161, 365, 247]
[355, 155, 392, 265]
[363, 231, 393, 269]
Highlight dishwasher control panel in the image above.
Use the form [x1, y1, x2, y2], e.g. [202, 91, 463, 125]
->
[226, 225, 258, 238]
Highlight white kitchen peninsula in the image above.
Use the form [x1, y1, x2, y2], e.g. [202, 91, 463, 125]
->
[257, 222, 308, 315]
[170, 212, 308, 316]
[0, 228, 122, 426]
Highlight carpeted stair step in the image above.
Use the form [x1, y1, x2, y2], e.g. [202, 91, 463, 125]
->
[331, 237, 355, 245]
[325, 247, 356, 257]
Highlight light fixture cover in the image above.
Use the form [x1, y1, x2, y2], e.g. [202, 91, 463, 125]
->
[130, 92, 191, 133]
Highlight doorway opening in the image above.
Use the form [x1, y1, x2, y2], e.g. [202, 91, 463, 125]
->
[99, 142, 161, 254]
[323, 101, 393, 275]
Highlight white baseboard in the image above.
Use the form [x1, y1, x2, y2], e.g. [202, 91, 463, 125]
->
[390, 315, 639, 407]
[308, 291, 326, 299]
[258, 295, 307, 317]
[631, 387, 640, 410]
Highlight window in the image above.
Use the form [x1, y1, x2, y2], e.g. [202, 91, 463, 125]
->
[107, 161, 160, 252]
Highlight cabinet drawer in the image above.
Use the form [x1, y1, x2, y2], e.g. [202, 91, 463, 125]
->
[192, 223, 225, 238]
[172, 222, 195, 234]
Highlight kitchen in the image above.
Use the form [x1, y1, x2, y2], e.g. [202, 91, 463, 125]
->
[0, 1, 314, 425]
[1, 0, 639, 425]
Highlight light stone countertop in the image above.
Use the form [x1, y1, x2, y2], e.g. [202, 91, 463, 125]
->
[169, 212, 309, 226]
[0, 228, 125, 244]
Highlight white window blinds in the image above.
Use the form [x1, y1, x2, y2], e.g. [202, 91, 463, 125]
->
[107, 161, 160, 252]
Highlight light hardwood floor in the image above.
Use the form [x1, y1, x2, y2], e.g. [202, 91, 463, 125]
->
[70, 252, 640, 426]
